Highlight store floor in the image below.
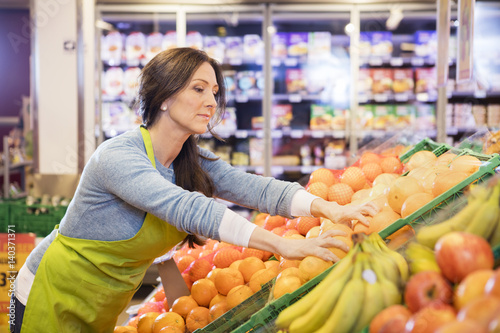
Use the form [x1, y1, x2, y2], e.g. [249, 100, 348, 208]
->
[117, 284, 156, 326]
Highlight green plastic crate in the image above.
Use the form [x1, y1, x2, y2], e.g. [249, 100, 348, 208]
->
[232, 144, 500, 333]
[0, 201, 9, 233]
[9, 201, 67, 237]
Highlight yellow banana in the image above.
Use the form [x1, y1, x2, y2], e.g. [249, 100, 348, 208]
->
[405, 241, 440, 275]
[351, 259, 386, 333]
[489, 203, 500, 248]
[360, 237, 400, 286]
[288, 265, 354, 333]
[409, 259, 441, 275]
[416, 195, 486, 249]
[275, 244, 361, 329]
[370, 255, 402, 307]
[465, 183, 500, 240]
[313, 252, 367, 333]
[370, 233, 410, 285]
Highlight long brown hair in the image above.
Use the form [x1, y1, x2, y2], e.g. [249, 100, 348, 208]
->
[138, 48, 227, 247]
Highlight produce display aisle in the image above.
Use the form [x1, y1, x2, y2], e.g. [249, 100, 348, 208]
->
[112, 134, 500, 333]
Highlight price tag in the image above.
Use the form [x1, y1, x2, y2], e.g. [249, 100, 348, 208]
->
[235, 130, 248, 139]
[288, 94, 302, 103]
[374, 94, 388, 103]
[284, 58, 298, 67]
[369, 57, 383, 66]
[271, 166, 284, 175]
[474, 90, 487, 99]
[0, 232, 36, 313]
[271, 59, 281, 67]
[390, 57, 404, 67]
[358, 93, 369, 104]
[301, 166, 314, 174]
[411, 57, 425, 67]
[311, 131, 325, 138]
[290, 130, 304, 138]
[256, 130, 264, 138]
[416, 93, 429, 102]
[394, 93, 409, 102]
[271, 130, 283, 139]
[229, 59, 243, 66]
[235, 95, 249, 103]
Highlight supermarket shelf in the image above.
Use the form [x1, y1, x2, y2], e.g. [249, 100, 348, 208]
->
[203, 129, 346, 140]
[0, 161, 33, 173]
[360, 56, 439, 68]
[233, 165, 323, 175]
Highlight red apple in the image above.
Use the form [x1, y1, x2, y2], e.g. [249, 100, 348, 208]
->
[405, 303, 456, 333]
[456, 294, 500, 328]
[454, 269, 495, 309]
[435, 318, 487, 333]
[369, 304, 412, 333]
[404, 270, 453, 313]
[434, 231, 494, 283]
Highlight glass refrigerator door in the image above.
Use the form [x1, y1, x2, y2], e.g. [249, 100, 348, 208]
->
[186, 6, 265, 175]
[270, 7, 351, 182]
[97, 10, 177, 140]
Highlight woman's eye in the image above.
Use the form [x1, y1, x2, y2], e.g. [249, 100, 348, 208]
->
[194, 87, 204, 93]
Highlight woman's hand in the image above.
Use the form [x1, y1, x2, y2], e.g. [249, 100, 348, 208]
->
[277, 229, 349, 262]
[310, 198, 380, 228]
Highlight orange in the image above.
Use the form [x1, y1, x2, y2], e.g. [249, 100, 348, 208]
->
[190, 278, 218, 308]
[114, 326, 137, 333]
[187, 247, 203, 259]
[271, 226, 287, 236]
[352, 222, 370, 234]
[359, 152, 382, 167]
[368, 208, 401, 234]
[432, 170, 469, 197]
[185, 307, 210, 333]
[309, 168, 337, 187]
[372, 173, 398, 187]
[188, 259, 213, 283]
[214, 267, 245, 296]
[298, 256, 333, 281]
[264, 260, 280, 271]
[158, 327, 183, 333]
[421, 166, 449, 194]
[361, 162, 383, 183]
[202, 239, 218, 251]
[306, 226, 321, 238]
[435, 153, 457, 167]
[327, 235, 352, 260]
[449, 155, 481, 174]
[380, 156, 403, 174]
[296, 216, 321, 236]
[138, 301, 165, 317]
[170, 296, 198, 319]
[307, 181, 329, 200]
[213, 247, 242, 269]
[128, 315, 140, 328]
[238, 256, 266, 283]
[253, 213, 268, 227]
[285, 218, 299, 229]
[206, 267, 221, 284]
[277, 267, 307, 284]
[283, 229, 301, 237]
[320, 221, 352, 237]
[400, 192, 434, 218]
[278, 258, 301, 271]
[137, 312, 161, 333]
[386, 225, 415, 250]
[407, 166, 431, 181]
[327, 183, 354, 205]
[209, 294, 226, 309]
[212, 241, 233, 251]
[387, 176, 424, 214]
[249, 267, 278, 293]
[198, 250, 213, 259]
[226, 284, 254, 309]
[176, 255, 196, 273]
[182, 273, 193, 291]
[351, 188, 371, 203]
[341, 167, 367, 191]
[263, 215, 287, 230]
[209, 301, 229, 322]
[273, 274, 302, 299]
[229, 259, 243, 271]
[153, 287, 165, 302]
[241, 247, 265, 260]
[406, 150, 437, 171]
[152, 312, 185, 333]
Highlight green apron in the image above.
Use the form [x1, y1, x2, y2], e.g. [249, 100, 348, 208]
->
[21, 126, 187, 332]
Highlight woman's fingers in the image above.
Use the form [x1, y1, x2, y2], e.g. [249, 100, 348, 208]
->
[318, 229, 347, 238]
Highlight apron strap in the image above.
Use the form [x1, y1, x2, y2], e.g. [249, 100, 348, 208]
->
[140, 125, 156, 169]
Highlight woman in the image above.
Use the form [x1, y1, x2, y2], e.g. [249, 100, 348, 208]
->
[12, 47, 377, 332]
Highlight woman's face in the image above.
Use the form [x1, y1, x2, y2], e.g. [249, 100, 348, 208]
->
[162, 62, 219, 135]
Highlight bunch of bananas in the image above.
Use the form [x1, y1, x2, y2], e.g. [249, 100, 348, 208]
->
[275, 232, 409, 333]
[416, 178, 500, 250]
[404, 241, 440, 275]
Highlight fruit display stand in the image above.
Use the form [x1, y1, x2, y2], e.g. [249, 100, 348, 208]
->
[229, 140, 500, 333]
[8, 199, 68, 237]
[0, 201, 9, 233]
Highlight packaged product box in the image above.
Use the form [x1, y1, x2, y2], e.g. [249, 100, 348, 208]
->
[223, 70, 237, 97]
[145, 32, 163, 64]
[125, 32, 146, 67]
[251, 116, 264, 130]
[305, 65, 328, 95]
[370, 31, 393, 58]
[392, 68, 415, 95]
[394, 104, 416, 129]
[331, 108, 348, 130]
[414, 31, 437, 58]
[287, 32, 308, 58]
[237, 71, 258, 97]
[471, 105, 487, 126]
[453, 103, 476, 129]
[243, 34, 264, 64]
[308, 31, 332, 61]
[103, 67, 124, 98]
[272, 32, 288, 61]
[356, 105, 374, 130]
[123, 67, 142, 100]
[216, 107, 237, 133]
[487, 104, 500, 128]
[310, 104, 333, 130]
[249, 138, 264, 166]
[371, 68, 393, 95]
[225, 36, 244, 65]
[415, 104, 436, 130]
[255, 71, 265, 97]
[372, 105, 397, 130]
[286, 69, 307, 94]
[359, 32, 372, 59]
[162, 31, 177, 50]
[104, 31, 123, 66]
[204, 36, 225, 63]
[272, 104, 293, 129]
[186, 31, 203, 50]
[415, 67, 437, 99]
[358, 68, 373, 102]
